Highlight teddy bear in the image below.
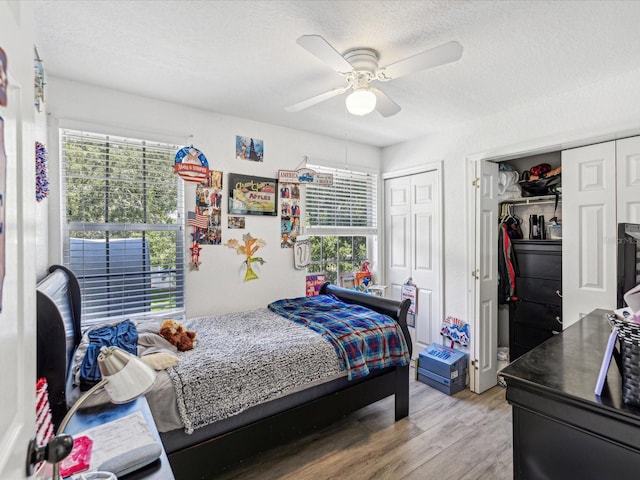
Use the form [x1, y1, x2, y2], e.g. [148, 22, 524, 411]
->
[158, 319, 197, 352]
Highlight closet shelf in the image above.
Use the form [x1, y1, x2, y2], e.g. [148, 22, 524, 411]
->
[500, 194, 561, 206]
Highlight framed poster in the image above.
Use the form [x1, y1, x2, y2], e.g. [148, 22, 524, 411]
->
[228, 173, 278, 216]
[306, 274, 327, 297]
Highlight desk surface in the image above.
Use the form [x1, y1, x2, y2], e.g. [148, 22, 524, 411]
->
[500, 308, 640, 420]
[65, 397, 175, 480]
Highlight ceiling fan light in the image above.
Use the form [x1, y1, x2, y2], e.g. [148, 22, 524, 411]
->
[346, 88, 376, 116]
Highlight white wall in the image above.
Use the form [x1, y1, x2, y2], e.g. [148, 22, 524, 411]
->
[382, 66, 640, 334]
[45, 77, 381, 317]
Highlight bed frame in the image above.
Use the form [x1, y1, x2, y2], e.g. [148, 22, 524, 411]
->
[36, 266, 412, 480]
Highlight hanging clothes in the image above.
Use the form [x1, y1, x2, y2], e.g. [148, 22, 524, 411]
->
[498, 223, 519, 304]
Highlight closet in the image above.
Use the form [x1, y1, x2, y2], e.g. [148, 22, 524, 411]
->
[473, 135, 640, 392]
[497, 151, 563, 362]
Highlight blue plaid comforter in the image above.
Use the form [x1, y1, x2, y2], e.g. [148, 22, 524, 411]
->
[268, 294, 410, 380]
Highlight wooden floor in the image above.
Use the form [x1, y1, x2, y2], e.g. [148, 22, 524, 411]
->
[216, 368, 513, 480]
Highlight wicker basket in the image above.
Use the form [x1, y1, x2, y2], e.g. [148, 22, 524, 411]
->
[609, 314, 640, 407]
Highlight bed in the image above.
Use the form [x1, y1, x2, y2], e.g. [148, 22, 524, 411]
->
[36, 265, 412, 479]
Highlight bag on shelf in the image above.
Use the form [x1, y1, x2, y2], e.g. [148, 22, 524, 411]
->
[519, 168, 561, 197]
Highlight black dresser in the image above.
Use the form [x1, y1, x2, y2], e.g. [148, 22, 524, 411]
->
[509, 240, 562, 360]
[500, 309, 640, 480]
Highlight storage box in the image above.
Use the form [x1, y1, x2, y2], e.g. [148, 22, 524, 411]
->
[418, 343, 468, 381]
[417, 367, 466, 395]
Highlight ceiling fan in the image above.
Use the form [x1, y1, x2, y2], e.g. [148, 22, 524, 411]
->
[285, 35, 463, 117]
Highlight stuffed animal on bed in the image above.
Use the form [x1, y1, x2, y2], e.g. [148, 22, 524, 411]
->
[158, 319, 196, 351]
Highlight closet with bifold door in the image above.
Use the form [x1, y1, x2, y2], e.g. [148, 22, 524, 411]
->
[497, 151, 563, 362]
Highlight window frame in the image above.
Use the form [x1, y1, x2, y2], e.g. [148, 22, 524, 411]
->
[304, 163, 380, 286]
[59, 127, 185, 327]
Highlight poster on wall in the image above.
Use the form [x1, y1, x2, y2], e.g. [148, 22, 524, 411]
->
[0, 47, 7, 107]
[193, 170, 223, 245]
[0, 117, 6, 310]
[280, 182, 300, 248]
[306, 274, 327, 297]
[401, 284, 417, 328]
[228, 173, 278, 216]
[235, 135, 263, 162]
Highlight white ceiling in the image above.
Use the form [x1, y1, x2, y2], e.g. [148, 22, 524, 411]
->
[33, 0, 640, 148]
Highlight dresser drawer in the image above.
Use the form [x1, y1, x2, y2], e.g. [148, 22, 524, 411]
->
[513, 240, 562, 279]
[510, 300, 562, 331]
[511, 322, 556, 360]
[516, 277, 562, 305]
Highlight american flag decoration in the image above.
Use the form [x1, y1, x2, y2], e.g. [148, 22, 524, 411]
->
[187, 210, 209, 229]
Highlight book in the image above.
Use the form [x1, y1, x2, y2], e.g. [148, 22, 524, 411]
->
[595, 327, 618, 396]
[59, 435, 93, 477]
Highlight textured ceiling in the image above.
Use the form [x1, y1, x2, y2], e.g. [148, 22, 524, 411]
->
[33, 0, 640, 147]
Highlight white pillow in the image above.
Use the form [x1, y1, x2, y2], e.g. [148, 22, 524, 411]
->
[141, 352, 179, 370]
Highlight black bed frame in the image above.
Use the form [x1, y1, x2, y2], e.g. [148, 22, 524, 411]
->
[36, 267, 412, 480]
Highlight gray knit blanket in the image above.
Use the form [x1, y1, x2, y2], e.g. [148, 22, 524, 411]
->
[166, 308, 342, 434]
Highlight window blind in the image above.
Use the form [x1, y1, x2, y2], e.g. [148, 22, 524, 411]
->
[305, 164, 378, 235]
[60, 129, 185, 325]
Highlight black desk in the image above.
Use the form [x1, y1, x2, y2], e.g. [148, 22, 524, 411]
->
[65, 397, 175, 480]
[500, 309, 640, 480]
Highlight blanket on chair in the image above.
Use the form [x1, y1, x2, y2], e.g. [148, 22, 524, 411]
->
[268, 294, 410, 380]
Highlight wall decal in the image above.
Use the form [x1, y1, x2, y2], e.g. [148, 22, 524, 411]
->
[225, 233, 266, 281]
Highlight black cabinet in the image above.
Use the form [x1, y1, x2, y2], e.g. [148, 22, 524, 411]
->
[501, 310, 640, 480]
[509, 240, 562, 360]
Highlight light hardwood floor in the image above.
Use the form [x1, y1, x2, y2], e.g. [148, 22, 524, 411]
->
[217, 368, 513, 480]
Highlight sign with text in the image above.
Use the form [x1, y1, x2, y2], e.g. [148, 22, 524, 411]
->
[278, 168, 333, 185]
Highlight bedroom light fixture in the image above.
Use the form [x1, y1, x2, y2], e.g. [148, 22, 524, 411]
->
[345, 87, 376, 116]
[41, 346, 157, 480]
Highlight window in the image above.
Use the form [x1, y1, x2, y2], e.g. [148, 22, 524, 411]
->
[61, 129, 184, 326]
[305, 164, 377, 285]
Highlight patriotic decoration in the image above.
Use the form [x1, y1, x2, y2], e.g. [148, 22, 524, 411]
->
[174, 145, 209, 183]
[440, 316, 470, 347]
[35, 141, 49, 202]
[189, 241, 202, 271]
[187, 210, 209, 229]
[35, 378, 54, 472]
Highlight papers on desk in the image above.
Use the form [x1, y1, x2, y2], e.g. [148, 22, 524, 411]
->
[76, 411, 158, 472]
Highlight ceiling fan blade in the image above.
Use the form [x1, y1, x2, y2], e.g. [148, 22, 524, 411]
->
[371, 88, 401, 117]
[296, 35, 354, 74]
[379, 41, 463, 80]
[285, 87, 348, 112]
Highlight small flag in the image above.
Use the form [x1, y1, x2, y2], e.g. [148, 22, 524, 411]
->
[187, 211, 209, 229]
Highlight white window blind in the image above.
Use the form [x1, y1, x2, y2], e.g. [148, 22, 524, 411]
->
[305, 164, 378, 235]
[60, 129, 185, 326]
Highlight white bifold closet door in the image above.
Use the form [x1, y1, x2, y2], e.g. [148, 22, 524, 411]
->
[385, 169, 442, 356]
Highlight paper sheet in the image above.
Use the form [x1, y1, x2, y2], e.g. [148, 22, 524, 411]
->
[76, 411, 157, 471]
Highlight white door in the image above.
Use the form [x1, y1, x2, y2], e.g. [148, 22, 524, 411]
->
[0, 3, 37, 479]
[562, 141, 617, 328]
[472, 160, 499, 393]
[617, 136, 640, 224]
[384, 168, 442, 354]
